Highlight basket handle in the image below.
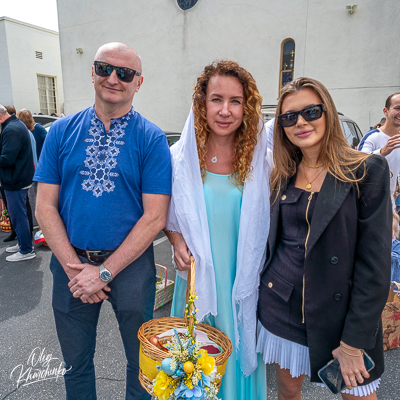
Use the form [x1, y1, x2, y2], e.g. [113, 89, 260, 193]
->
[155, 264, 168, 290]
[185, 256, 196, 336]
[390, 281, 400, 299]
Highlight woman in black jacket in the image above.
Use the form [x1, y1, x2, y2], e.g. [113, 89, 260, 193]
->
[257, 77, 391, 399]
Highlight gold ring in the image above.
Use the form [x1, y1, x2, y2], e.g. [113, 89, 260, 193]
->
[350, 377, 355, 381]
[73, 291, 80, 298]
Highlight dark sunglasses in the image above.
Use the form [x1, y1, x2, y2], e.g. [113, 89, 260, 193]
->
[278, 104, 325, 127]
[93, 61, 141, 83]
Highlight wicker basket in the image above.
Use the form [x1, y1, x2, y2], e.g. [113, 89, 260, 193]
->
[0, 216, 11, 232]
[138, 257, 233, 396]
[154, 264, 175, 311]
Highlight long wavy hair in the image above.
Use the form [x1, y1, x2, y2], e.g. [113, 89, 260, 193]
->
[192, 60, 263, 187]
[271, 77, 370, 200]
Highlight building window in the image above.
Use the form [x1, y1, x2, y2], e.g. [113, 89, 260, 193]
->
[37, 75, 57, 115]
[177, 0, 198, 10]
[279, 39, 295, 90]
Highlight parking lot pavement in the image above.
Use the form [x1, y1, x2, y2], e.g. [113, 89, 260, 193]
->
[0, 229, 399, 399]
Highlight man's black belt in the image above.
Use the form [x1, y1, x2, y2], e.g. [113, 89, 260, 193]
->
[73, 246, 114, 263]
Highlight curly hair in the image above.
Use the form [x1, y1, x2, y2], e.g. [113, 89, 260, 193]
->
[192, 60, 263, 187]
[271, 77, 370, 201]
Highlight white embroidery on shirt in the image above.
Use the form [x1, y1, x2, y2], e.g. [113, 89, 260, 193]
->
[79, 109, 133, 197]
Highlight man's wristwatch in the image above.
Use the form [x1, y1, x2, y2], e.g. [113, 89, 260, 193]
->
[99, 264, 113, 283]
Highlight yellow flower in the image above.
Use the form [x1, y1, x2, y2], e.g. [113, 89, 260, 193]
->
[185, 373, 194, 389]
[197, 349, 215, 375]
[153, 371, 173, 400]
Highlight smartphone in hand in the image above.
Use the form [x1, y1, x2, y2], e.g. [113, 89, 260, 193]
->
[317, 350, 375, 394]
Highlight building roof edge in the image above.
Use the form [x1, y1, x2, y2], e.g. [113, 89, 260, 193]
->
[0, 16, 58, 34]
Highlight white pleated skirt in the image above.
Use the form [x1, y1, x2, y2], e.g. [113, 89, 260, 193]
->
[256, 322, 380, 397]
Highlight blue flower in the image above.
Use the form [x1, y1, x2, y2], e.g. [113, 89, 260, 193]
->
[183, 386, 203, 398]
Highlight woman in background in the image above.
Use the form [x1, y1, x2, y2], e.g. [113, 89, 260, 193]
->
[17, 109, 47, 161]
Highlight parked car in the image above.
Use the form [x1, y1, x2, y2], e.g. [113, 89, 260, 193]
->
[33, 115, 58, 132]
[165, 132, 181, 147]
[262, 105, 363, 148]
[0, 114, 58, 134]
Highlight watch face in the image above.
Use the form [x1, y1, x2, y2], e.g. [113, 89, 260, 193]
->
[100, 270, 111, 282]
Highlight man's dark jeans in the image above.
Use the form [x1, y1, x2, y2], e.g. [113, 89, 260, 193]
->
[50, 246, 155, 400]
[4, 189, 32, 253]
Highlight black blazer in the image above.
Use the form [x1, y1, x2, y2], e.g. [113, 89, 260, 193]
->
[0, 115, 34, 191]
[258, 155, 392, 383]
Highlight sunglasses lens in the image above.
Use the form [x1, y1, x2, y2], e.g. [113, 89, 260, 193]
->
[303, 105, 322, 121]
[279, 112, 298, 127]
[116, 67, 134, 83]
[95, 63, 109, 77]
[278, 105, 324, 127]
[94, 62, 135, 83]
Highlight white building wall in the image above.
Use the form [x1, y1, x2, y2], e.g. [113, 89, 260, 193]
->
[0, 21, 13, 105]
[57, 0, 400, 133]
[0, 17, 64, 114]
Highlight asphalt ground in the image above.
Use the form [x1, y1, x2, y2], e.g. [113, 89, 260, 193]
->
[0, 228, 399, 399]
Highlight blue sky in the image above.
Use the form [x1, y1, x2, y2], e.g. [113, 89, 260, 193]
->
[1, 0, 58, 31]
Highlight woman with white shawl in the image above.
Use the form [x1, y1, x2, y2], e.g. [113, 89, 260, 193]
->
[165, 60, 271, 399]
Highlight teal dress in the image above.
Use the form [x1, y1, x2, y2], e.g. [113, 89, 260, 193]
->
[171, 172, 266, 400]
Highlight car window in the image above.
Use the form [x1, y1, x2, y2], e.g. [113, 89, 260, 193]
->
[341, 121, 356, 146]
[42, 122, 53, 130]
[167, 135, 180, 147]
[353, 122, 363, 140]
[340, 121, 360, 149]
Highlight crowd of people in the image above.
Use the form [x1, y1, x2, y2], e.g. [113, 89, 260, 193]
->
[1, 41, 398, 400]
[0, 105, 63, 259]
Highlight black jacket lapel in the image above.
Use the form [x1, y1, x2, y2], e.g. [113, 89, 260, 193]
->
[306, 172, 352, 256]
[261, 177, 288, 275]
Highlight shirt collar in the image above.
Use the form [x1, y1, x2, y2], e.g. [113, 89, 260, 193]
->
[90, 105, 135, 126]
[1, 114, 17, 130]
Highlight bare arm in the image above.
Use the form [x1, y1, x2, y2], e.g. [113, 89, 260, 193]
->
[164, 231, 191, 271]
[68, 193, 170, 301]
[35, 182, 110, 303]
[36, 182, 83, 276]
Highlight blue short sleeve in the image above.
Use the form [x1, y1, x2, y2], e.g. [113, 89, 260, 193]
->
[34, 121, 62, 185]
[142, 133, 171, 195]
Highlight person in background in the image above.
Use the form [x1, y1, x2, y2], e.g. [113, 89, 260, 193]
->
[395, 188, 400, 215]
[0, 104, 35, 261]
[5, 105, 16, 115]
[358, 93, 400, 206]
[165, 60, 270, 400]
[257, 77, 391, 400]
[391, 213, 400, 285]
[373, 117, 386, 131]
[1, 105, 34, 243]
[17, 109, 47, 161]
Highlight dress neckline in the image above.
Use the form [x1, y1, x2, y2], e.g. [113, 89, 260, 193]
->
[206, 171, 230, 177]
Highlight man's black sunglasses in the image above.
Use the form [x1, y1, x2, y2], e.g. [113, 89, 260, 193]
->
[278, 104, 325, 127]
[93, 61, 141, 83]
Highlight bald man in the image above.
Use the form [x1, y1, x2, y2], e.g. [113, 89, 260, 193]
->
[34, 43, 171, 399]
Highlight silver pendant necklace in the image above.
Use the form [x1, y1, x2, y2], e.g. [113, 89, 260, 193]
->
[211, 156, 217, 163]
